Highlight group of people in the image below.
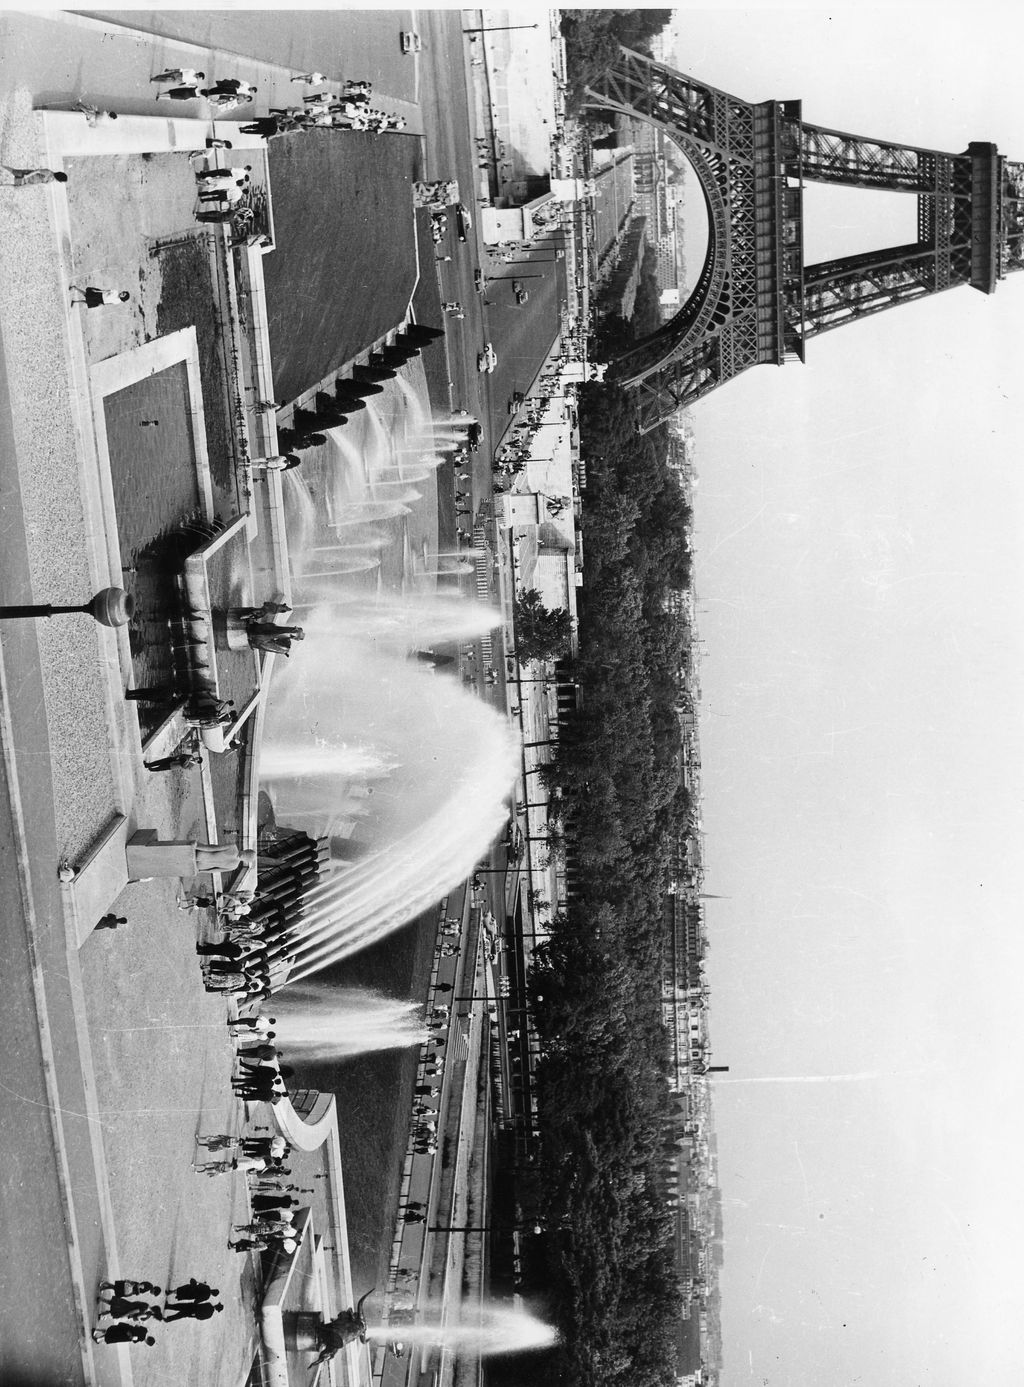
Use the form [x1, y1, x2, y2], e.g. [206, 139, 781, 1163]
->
[198, 919, 297, 1008]
[194, 160, 253, 211]
[197, 1106, 309, 1257]
[153, 69, 257, 111]
[91, 1278, 222, 1346]
[235, 77, 406, 138]
[198, 1108, 309, 1256]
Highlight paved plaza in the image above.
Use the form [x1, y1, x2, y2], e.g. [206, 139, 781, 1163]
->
[0, 10, 571, 1387]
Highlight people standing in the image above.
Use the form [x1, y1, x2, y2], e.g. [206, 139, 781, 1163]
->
[69, 286, 131, 308]
[163, 1300, 224, 1323]
[92, 1324, 156, 1345]
[151, 68, 205, 85]
[166, 1279, 219, 1304]
[94, 914, 127, 931]
[154, 86, 200, 101]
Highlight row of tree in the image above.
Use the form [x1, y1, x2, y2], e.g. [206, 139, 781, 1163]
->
[515, 321, 695, 1385]
[560, 9, 673, 110]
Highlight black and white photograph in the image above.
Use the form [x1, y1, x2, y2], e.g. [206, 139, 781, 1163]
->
[0, 6, 1020, 1387]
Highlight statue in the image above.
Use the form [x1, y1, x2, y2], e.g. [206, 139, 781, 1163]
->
[314, 1289, 374, 1362]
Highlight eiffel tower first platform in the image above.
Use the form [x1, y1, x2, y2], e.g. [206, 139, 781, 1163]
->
[585, 47, 1024, 432]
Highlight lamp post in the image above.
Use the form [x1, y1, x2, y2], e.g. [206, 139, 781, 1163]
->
[428, 1220, 544, 1233]
[463, 23, 539, 34]
[0, 586, 134, 628]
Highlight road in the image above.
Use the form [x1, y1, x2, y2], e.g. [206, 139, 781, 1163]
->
[90, 8, 420, 104]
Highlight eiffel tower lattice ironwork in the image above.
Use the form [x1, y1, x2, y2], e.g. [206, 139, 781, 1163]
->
[585, 47, 1024, 432]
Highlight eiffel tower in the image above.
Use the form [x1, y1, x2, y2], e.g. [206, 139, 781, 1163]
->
[585, 47, 1024, 432]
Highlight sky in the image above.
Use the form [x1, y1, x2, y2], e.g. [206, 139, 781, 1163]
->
[663, 6, 1024, 1386]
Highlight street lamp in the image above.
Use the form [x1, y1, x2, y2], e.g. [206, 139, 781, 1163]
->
[0, 586, 135, 628]
[463, 23, 540, 34]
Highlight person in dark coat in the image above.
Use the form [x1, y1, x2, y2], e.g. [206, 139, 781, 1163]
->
[94, 914, 128, 930]
[163, 1301, 224, 1322]
[92, 1323, 155, 1344]
[98, 1296, 162, 1322]
[251, 1193, 300, 1212]
[99, 1278, 161, 1298]
[167, 1279, 218, 1303]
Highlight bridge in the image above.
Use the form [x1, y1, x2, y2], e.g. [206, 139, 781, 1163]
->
[585, 47, 1024, 431]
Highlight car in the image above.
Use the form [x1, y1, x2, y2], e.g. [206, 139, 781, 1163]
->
[466, 421, 483, 449]
[508, 391, 525, 415]
[473, 267, 485, 293]
[455, 203, 472, 241]
[512, 280, 529, 305]
[400, 30, 421, 53]
[477, 343, 497, 374]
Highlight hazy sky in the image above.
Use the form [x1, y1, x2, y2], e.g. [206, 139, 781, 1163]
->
[666, 6, 1024, 1386]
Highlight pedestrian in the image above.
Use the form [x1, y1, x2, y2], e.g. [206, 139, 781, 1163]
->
[229, 1235, 269, 1253]
[167, 1279, 219, 1303]
[99, 1278, 161, 1298]
[94, 914, 127, 931]
[1, 164, 68, 186]
[196, 1133, 239, 1151]
[202, 80, 257, 99]
[196, 939, 251, 960]
[69, 286, 131, 308]
[239, 117, 284, 137]
[92, 1324, 155, 1345]
[196, 1154, 266, 1175]
[229, 1014, 276, 1034]
[234, 1219, 291, 1237]
[75, 101, 119, 127]
[154, 86, 200, 101]
[163, 1301, 224, 1322]
[198, 185, 243, 207]
[151, 68, 205, 85]
[251, 1193, 300, 1212]
[144, 752, 201, 772]
[240, 1133, 287, 1158]
[236, 1041, 278, 1062]
[179, 892, 215, 910]
[98, 1296, 161, 1323]
[196, 164, 252, 184]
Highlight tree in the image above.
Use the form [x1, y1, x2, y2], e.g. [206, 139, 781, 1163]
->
[514, 589, 573, 663]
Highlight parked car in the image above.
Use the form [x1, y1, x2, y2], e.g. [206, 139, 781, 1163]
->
[512, 280, 529, 305]
[477, 343, 497, 374]
[455, 203, 472, 241]
[473, 267, 485, 293]
[508, 390, 525, 414]
[400, 30, 421, 53]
